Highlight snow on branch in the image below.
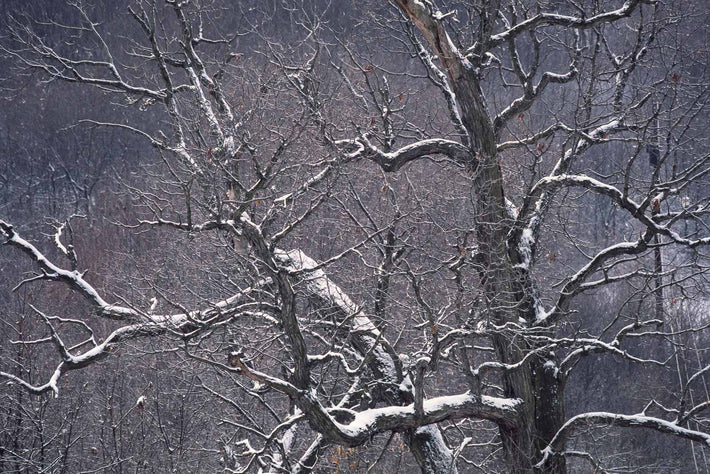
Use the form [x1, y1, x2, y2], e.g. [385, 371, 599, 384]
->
[355, 136, 472, 172]
[407, 23, 470, 146]
[497, 123, 570, 152]
[494, 32, 581, 133]
[3, 11, 167, 101]
[273, 249, 398, 381]
[517, 173, 710, 324]
[394, 0, 470, 83]
[0, 220, 139, 320]
[1, 219, 269, 328]
[489, 1, 645, 47]
[0, 320, 163, 396]
[335, 392, 521, 443]
[272, 248, 465, 463]
[536, 411, 710, 469]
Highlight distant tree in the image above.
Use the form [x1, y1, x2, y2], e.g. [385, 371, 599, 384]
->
[1, 1, 709, 473]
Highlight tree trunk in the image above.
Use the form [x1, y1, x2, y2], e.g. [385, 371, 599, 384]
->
[390, 3, 567, 467]
[472, 153, 566, 473]
[457, 70, 566, 472]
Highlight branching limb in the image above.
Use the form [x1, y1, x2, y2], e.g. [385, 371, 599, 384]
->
[536, 411, 710, 469]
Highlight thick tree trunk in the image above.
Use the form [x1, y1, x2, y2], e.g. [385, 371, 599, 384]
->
[392, 2, 567, 470]
[276, 250, 458, 473]
[473, 155, 565, 473]
[454, 67, 566, 474]
[457, 79, 564, 471]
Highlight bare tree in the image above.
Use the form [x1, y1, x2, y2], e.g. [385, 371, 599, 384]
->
[1, 0, 709, 472]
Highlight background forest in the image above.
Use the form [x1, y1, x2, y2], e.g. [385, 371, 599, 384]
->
[0, 1, 709, 473]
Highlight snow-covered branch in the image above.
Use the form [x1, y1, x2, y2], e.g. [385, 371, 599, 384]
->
[1, 220, 138, 320]
[494, 33, 581, 133]
[0, 321, 163, 396]
[354, 136, 472, 171]
[338, 392, 520, 445]
[489, 1, 645, 47]
[536, 411, 710, 469]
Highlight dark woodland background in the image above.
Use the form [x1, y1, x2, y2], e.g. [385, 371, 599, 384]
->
[0, 1, 708, 472]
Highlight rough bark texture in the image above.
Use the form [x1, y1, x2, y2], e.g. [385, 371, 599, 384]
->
[395, 1, 566, 471]
[275, 250, 459, 473]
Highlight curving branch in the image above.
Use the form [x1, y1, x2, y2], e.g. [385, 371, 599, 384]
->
[352, 136, 473, 171]
[0, 321, 163, 396]
[536, 411, 710, 469]
[489, 1, 646, 47]
[1, 220, 139, 320]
